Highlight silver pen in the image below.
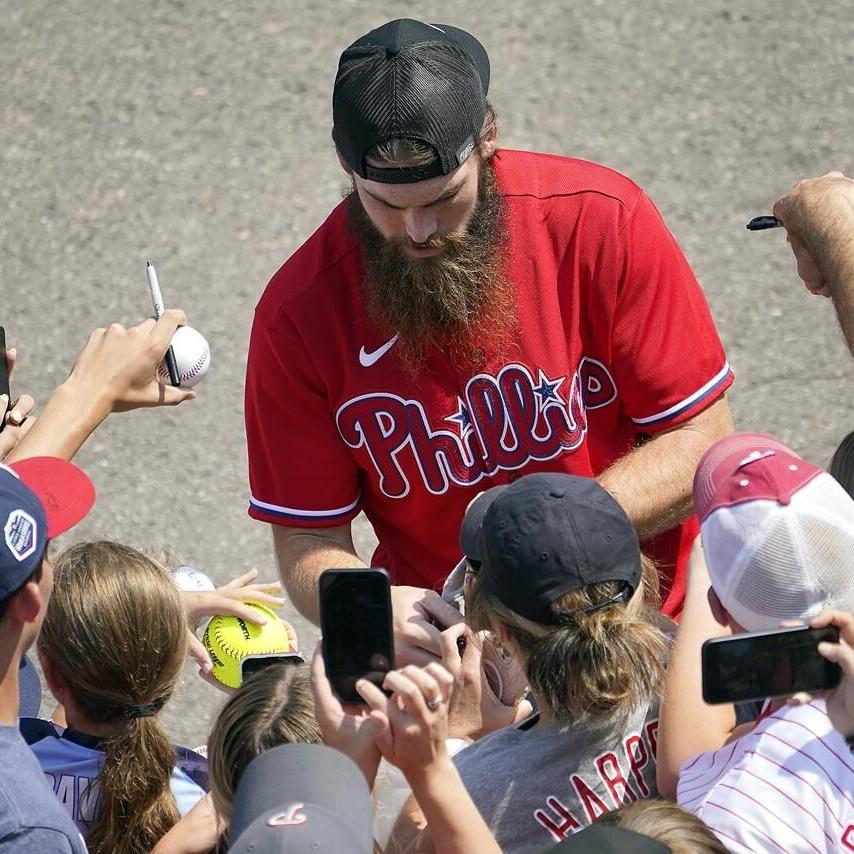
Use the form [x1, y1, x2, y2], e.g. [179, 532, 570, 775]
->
[146, 260, 180, 386]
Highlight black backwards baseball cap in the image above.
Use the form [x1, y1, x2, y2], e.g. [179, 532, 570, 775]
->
[227, 744, 373, 854]
[0, 459, 94, 600]
[332, 18, 490, 184]
[459, 473, 641, 626]
[539, 823, 671, 853]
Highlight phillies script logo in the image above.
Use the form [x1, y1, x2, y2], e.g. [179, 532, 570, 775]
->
[337, 359, 617, 498]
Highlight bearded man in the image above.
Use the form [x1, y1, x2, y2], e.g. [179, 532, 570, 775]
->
[245, 19, 734, 665]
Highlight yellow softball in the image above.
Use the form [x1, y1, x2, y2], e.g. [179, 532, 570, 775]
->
[202, 602, 301, 689]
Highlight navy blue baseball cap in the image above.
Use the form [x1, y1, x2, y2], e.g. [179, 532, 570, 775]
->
[227, 744, 373, 854]
[459, 473, 641, 625]
[0, 458, 95, 599]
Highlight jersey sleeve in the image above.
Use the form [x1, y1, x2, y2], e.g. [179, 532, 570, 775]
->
[609, 192, 733, 433]
[245, 308, 362, 528]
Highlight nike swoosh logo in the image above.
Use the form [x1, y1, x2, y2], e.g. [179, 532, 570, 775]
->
[359, 334, 399, 367]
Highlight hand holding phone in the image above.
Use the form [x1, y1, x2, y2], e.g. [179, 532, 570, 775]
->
[702, 624, 841, 705]
[319, 568, 395, 704]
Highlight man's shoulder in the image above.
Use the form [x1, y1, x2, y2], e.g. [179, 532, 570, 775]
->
[0, 728, 85, 852]
[495, 149, 644, 210]
[256, 199, 363, 325]
[0, 826, 84, 854]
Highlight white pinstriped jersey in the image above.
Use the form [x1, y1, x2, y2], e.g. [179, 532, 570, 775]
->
[677, 700, 854, 853]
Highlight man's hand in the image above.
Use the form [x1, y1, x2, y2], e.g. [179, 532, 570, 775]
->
[773, 171, 854, 299]
[811, 611, 854, 738]
[65, 310, 196, 413]
[310, 642, 384, 787]
[0, 348, 36, 460]
[391, 585, 463, 667]
[183, 568, 285, 676]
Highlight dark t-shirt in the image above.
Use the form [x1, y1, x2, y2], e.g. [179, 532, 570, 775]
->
[0, 724, 87, 853]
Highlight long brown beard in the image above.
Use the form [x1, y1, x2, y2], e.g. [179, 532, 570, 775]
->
[346, 161, 515, 377]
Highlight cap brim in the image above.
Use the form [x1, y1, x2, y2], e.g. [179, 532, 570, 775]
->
[459, 485, 508, 560]
[9, 457, 95, 539]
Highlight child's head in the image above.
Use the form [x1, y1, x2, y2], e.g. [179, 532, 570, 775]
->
[694, 433, 854, 632]
[208, 662, 321, 823]
[37, 541, 188, 854]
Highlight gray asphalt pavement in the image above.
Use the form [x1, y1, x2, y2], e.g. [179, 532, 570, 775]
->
[2, 0, 852, 746]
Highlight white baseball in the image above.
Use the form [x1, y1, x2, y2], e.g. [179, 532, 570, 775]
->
[158, 325, 211, 388]
[170, 564, 216, 592]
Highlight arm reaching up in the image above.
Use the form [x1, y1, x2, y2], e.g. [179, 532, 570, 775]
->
[7, 310, 195, 463]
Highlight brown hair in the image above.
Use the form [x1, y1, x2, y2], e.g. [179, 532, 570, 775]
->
[829, 430, 854, 499]
[359, 101, 498, 169]
[208, 663, 321, 824]
[597, 799, 728, 853]
[467, 554, 667, 723]
[38, 542, 188, 854]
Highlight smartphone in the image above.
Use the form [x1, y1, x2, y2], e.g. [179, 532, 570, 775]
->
[702, 624, 841, 705]
[319, 568, 394, 704]
[0, 327, 9, 432]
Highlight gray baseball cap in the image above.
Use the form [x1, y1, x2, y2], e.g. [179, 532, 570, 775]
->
[227, 744, 373, 854]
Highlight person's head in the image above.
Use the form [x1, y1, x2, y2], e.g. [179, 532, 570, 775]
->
[332, 19, 512, 375]
[546, 800, 727, 853]
[0, 458, 94, 666]
[208, 662, 321, 824]
[36, 541, 188, 854]
[462, 473, 668, 724]
[694, 432, 854, 633]
[829, 429, 854, 498]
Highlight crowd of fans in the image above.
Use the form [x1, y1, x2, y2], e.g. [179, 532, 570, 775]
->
[2, 89, 854, 854]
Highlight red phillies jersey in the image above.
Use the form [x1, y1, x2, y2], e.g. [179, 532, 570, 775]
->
[245, 150, 733, 616]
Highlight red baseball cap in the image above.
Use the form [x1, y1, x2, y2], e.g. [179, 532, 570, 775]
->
[0, 458, 94, 600]
[692, 432, 811, 522]
[5, 458, 95, 539]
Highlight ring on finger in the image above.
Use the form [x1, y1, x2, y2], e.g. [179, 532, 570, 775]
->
[427, 696, 443, 712]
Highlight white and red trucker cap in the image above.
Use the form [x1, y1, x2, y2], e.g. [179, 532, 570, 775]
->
[693, 432, 854, 632]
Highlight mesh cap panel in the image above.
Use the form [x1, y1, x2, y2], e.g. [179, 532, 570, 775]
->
[333, 20, 489, 182]
[704, 474, 854, 630]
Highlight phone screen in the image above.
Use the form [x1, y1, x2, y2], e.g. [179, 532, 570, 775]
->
[0, 327, 9, 432]
[702, 625, 841, 705]
[319, 569, 394, 704]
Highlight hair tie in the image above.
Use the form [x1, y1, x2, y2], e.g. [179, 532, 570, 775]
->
[123, 699, 164, 719]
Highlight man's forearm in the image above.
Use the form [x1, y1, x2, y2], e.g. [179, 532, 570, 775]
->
[598, 397, 734, 540]
[819, 234, 854, 354]
[272, 526, 365, 624]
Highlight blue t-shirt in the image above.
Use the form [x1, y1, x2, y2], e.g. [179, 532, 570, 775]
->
[20, 718, 206, 836]
[0, 723, 87, 853]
